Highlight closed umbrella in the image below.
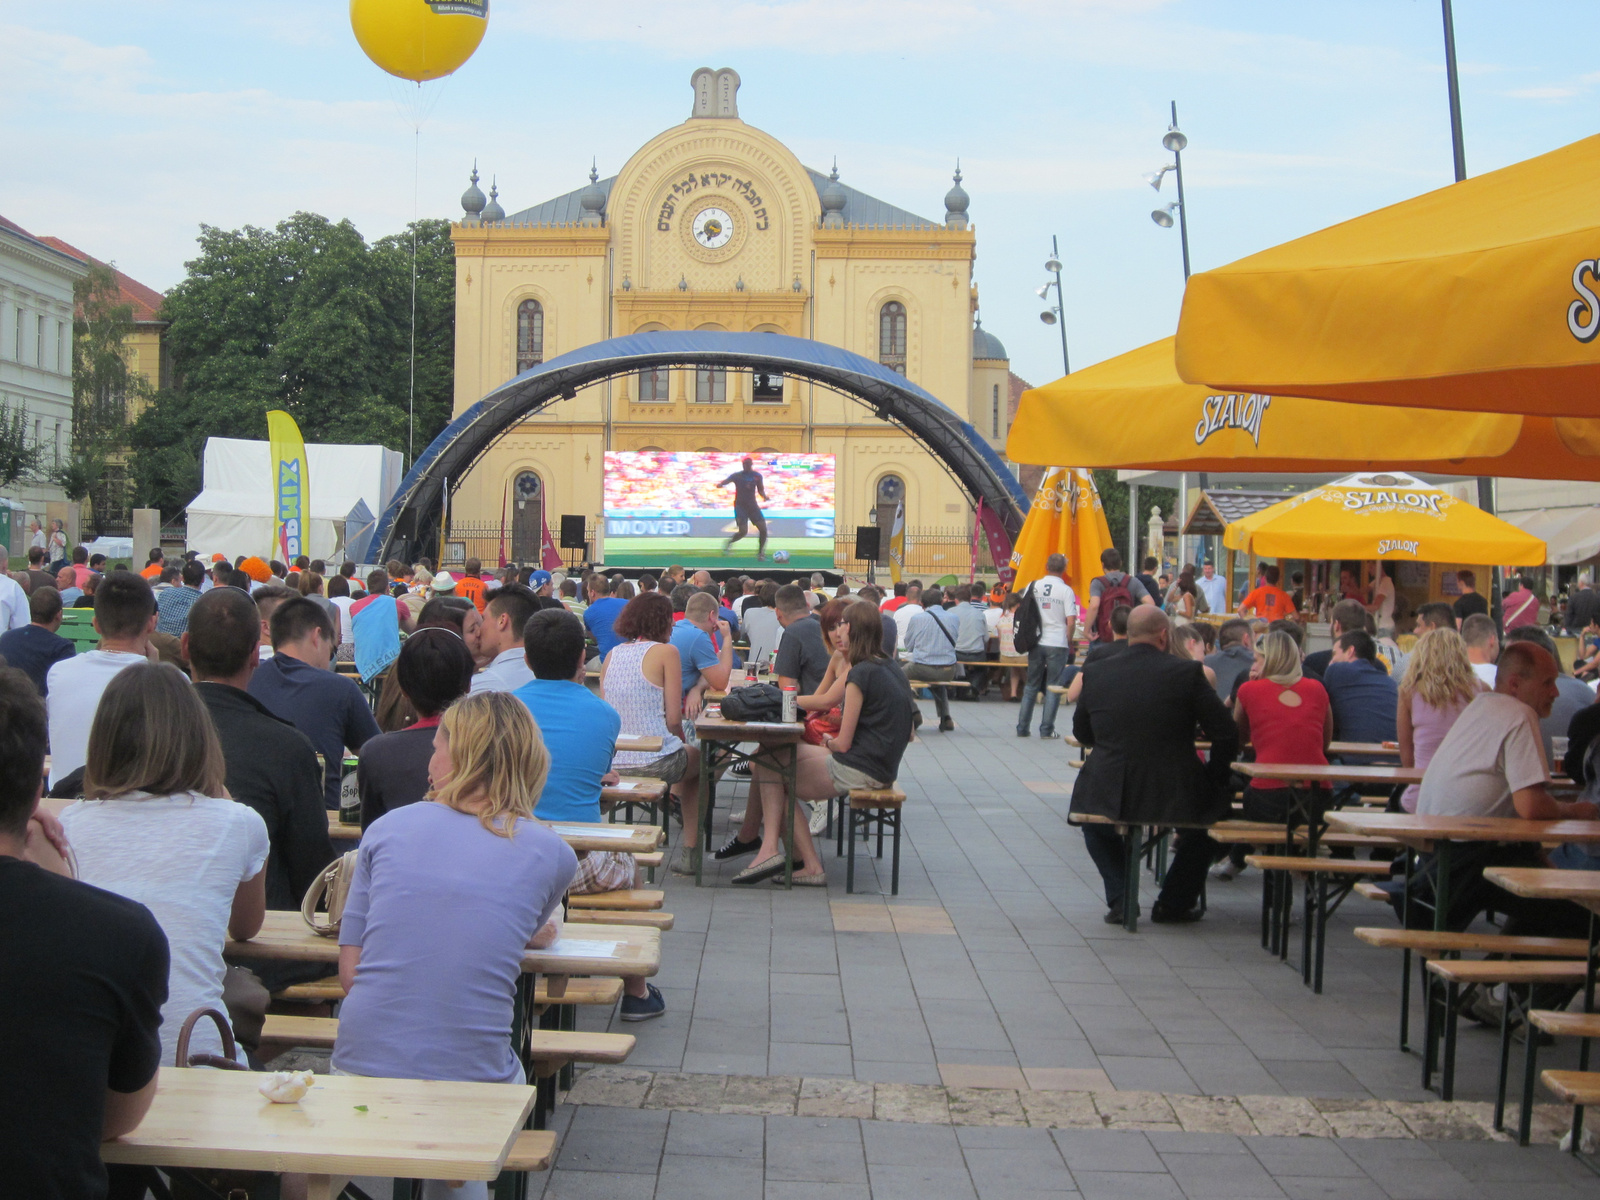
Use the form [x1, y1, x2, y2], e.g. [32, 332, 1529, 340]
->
[1008, 467, 1117, 598]
[1175, 133, 1600, 418]
[1222, 472, 1545, 564]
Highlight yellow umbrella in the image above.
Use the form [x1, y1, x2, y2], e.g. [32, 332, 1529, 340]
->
[1008, 467, 1117, 598]
[1175, 133, 1600, 418]
[1007, 337, 1600, 479]
[1222, 471, 1545, 563]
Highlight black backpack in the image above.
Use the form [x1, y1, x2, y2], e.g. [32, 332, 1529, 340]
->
[1012, 583, 1043, 654]
[719, 683, 784, 722]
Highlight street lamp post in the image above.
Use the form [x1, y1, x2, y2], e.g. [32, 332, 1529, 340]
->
[1037, 236, 1070, 376]
[1149, 101, 1200, 565]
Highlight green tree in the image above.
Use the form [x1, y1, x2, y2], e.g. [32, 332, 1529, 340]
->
[0, 397, 45, 489]
[63, 263, 148, 531]
[129, 214, 455, 516]
[1093, 470, 1176, 567]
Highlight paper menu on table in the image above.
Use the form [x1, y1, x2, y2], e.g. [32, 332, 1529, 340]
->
[546, 939, 623, 959]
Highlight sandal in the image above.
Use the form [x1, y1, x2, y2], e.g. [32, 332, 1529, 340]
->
[732, 854, 786, 885]
[785, 871, 827, 887]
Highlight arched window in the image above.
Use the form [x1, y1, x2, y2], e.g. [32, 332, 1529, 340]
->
[873, 473, 906, 534]
[879, 302, 907, 375]
[511, 471, 544, 562]
[516, 300, 544, 374]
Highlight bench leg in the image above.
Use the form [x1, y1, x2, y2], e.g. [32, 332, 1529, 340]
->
[1313, 877, 1330, 995]
[1521, 1004, 1542, 1145]
[890, 809, 901, 897]
[875, 808, 884, 860]
[835, 795, 845, 858]
[846, 806, 857, 894]
[1400, 947, 1412, 1053]
[1260, 865, 1272, 950]
[1422, 963, 1437, 1091]
[1441, 981, 1460, 1101]
[1300, 873, 1314, 985]
[1123, 825, 1142, 933]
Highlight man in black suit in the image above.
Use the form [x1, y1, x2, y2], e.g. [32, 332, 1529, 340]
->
[1071, 606, 1238, 925]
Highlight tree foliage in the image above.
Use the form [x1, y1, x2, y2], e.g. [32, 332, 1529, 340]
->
[130, 214, 455, 516]
[1093, 470, 1176, 566]
[0, 397, 45, 489]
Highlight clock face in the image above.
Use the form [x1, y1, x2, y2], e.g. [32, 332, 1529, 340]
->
[693, 207, 734, 249]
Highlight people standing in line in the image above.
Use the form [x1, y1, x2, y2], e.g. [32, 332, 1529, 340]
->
[0, 586, 74, 696]
[248, 596, 380, 808]
[1452, 569, 1490, 623]
[1203, 619, 1256, 702]
[738, 601, 913, 886]
[904, 585, 961, 733]
[1460, 612, 1501, 688]
[46, 571, 157, 789]
[0, 668, 170, 1199]
[333, 693, 578, 1200]
[1071, 607, 1238, 924]
[1016, 553, 1081, 740]
[1396, 627, 1484, 813]
[62, 664, 269, 1067]
[1216, 631, 1331, 880]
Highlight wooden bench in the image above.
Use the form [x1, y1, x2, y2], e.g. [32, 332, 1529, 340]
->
[1424, 958, 1589, 1120]
[1353, 927, 1588, 1057]
[1245, 855, 1393, 992]
[834, 787, 907, 895]
[603, 778, 673, 831]
[1517, 1012, 1600, 1145]
[567, 909, 675, 930]
[271, 975, 625, 1010]
[568, 888, 664, 911]
[501, 1129, 557, 1174]
[908, 679, 971, 692]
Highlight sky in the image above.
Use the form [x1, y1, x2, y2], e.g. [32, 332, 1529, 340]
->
[3, 1, 1598, 390]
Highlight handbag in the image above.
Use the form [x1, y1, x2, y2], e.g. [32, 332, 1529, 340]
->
[158, 1008, 277, 1200]
[719, 682, 784, 722]
[802, 706, 843, 746]
[301, 848, 359, 937]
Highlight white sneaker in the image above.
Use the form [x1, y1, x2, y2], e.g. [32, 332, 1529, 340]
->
[808, 801, 829, 835]
[1211, 860, 1243, 881]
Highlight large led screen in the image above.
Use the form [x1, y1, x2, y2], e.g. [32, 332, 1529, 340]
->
[602, 451, 836, 568]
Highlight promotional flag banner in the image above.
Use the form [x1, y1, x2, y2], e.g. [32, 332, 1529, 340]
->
[540, 511, 563, 570]
[1008, 467, 1116, 601]
[265, 410, 309, 562]
[888, 501, 906, 584]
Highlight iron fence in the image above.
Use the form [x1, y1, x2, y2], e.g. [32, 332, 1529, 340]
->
[443, 520, 596, 572]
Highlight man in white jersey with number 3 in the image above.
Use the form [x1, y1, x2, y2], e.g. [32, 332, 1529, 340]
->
[1016, 553, 1079, 740]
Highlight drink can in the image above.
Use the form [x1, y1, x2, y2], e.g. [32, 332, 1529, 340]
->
[339, 756, 361, 825]
[782, 683, 798, 723]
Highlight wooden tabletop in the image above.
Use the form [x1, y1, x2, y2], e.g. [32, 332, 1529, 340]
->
[1064, 739, 1397, 756]
[225, 911, 661, 978]
[327, 813, 663, 852]
[100, 1067, 534, 1186]
[616, 734, 664, 753]
[693, 715, 804, 741]
[1484, 867, 1600, 914]
[1235, 763, 1423, 786]
[1328, 812, 1600, 850]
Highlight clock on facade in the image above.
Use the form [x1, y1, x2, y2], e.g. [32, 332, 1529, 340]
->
[692, 207, 734, 249]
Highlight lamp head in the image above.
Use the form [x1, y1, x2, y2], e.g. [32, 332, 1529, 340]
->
[1040, 308, 1059, 326]
[1044, 256, 1063, 274]
[1152, 204, 1177, 229]
[1035, 283, 1052, 299]
[1163, 126, 1188, 153]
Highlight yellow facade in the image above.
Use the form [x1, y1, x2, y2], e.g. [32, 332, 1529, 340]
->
[448, 70, 1013, 560]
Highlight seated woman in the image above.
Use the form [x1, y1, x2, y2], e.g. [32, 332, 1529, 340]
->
[61, 663, 268, 1066]
[374, 598, 484, 731]
[737, 601, 914, 886]
[1397, 627, 1483, 813]
[334, 691, 577, 1200]
[601, 592, 695, 871]
[357, 628, 476, 828]
[1170, 621, 1218, 690]
[1218, 630, 1331, 880]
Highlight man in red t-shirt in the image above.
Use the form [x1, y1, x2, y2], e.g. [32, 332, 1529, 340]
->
[1238, 564, 1298, 622]
[138, 548, 165, 580]
[455, 557, 487, 613]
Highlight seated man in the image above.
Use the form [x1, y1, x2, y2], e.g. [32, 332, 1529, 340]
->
[903, 585, 960, 733]
[513, 608, 663, 1022]
[1461, 612, 1500, 688]
[1302, 599, 1368, 680]
[0, 668, 169, 1197]
[469, 585, 539, 694]
[1408, 642, 1599, 932]
[1064, 603, 1130, 704]
[1203, 618, 1255, 701]
[1322, 630, 1398, 751]
[1071, 607, 1238, 924]
[0, 585, 75, 696]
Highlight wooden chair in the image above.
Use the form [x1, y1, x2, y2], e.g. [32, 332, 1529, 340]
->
[836, 787, 907, 895]
[1244, 855, 1392, 992]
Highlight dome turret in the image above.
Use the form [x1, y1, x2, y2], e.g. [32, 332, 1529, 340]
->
[820, 160, 847, 228]
[972, 315, 1007, 361]
[480, 178, 505, 224]
[578, 162, 606, 227]
[460, 164, 486, 222]
[944, 162, 970, 230]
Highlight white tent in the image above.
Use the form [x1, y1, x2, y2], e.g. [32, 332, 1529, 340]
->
[186, 438, 404, 563]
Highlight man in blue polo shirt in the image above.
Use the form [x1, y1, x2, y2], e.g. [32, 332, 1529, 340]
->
[512, 608, 663, 1021]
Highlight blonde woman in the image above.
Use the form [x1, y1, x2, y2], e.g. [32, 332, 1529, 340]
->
[335, 692, 577, 1086]
[61, 663, 269, 1067]
[1217, 631, 1331, 880]
[1397, 627, 1484, 812]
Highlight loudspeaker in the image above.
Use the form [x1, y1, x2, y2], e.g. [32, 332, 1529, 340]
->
[559, 515, 587, 550]
[854, 526, 881, 561]
[394, 510, 416, 540]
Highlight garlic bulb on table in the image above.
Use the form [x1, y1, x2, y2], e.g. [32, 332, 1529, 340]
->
[258, 1069, 315, 1103]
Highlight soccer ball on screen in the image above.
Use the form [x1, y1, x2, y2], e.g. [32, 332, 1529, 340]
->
[772, 550, 790, 563]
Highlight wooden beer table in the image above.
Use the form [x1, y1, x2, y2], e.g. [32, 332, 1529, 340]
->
[329, 812, 665, 853]
[101, 1067, 537, 1200]
[691, 713, 805, 888]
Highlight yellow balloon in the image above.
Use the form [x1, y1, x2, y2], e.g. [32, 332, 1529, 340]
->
[350, 0, 488, 83]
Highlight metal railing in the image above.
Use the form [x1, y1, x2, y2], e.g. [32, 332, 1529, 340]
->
[443, 520, 596, 571]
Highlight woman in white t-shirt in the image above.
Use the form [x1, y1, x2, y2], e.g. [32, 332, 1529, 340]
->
[327, 574, 357, 661]
[61, 663, 268, 1067]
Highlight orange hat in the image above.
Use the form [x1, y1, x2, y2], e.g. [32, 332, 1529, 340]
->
[240, 556, 272, 583]
[211, 553, 227, 563]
